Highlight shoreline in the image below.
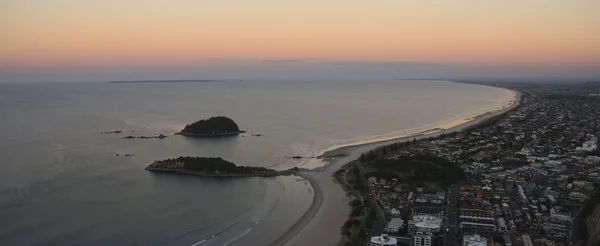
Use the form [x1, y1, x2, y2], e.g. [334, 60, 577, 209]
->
[275, 84, 521, 246]
[300, 84, 518, 170]
[270, 172, 324, 246]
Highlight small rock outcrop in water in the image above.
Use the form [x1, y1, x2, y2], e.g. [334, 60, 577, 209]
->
[101, 130, 123, 134]
[116, 153, 134, 157]
[122, 134, 168, 139]
[284, 156, 315, 159]
[177, 116, 245, 137]
[145, 157, 298, 177]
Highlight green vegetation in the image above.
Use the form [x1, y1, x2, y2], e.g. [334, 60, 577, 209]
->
[150, 156, 280, 175]
[581, 184, 600, 244]
[333, 162, 372, 245]
[180, 116, 241, 135]
[363, 155, 466, 185]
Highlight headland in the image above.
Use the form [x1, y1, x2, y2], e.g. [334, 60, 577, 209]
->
[145, 157, 298, 178]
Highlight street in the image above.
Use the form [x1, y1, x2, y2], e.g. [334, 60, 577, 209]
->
[445, 184, 460, 246]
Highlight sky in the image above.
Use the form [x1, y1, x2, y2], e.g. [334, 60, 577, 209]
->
[2, 0, 600, 82]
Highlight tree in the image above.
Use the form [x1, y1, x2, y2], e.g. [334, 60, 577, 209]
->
[359, 153, 366, 162]
[350, 206, 364, 217]
[349, 199, 362, 207]
[359, 229, 368, 239]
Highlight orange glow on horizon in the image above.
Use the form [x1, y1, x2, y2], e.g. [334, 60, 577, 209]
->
[2, 0, 599, 69]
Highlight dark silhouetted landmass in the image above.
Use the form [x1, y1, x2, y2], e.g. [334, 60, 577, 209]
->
[101, 130, 122, 134]
[362, 155, 466, 185]
[178, 116, 244, 137]
[145, 157, 298, 177]
[110, 80, 225, 83]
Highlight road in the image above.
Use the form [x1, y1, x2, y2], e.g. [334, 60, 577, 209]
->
[445, 184, 460, 246]
[356, 170, 387, 237]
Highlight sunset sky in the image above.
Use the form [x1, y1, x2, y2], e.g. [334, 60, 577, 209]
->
[2, 0, 599, 81]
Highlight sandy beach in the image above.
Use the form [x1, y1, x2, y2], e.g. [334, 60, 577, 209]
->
[274, 86, 521, 246]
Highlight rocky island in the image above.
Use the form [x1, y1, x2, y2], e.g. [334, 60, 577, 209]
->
[146, 157, 298, 177]
[177, 116, 245, 137]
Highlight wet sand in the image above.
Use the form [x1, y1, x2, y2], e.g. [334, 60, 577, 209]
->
[275, 87, 520, 246]
[270, 172, 323, 246]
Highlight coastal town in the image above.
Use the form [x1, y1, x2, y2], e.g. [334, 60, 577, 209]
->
[335, 82, 600, 246]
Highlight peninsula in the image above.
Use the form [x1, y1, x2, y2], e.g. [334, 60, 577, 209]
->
[177, 116, 245, 137]
[145, 157, 298, 177]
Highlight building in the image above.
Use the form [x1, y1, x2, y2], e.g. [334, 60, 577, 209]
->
[414, 218, 441, 234]
[584, 156, 600, 164]
[370, 234, 398, 246]
[408, 212, 443, 235]
[569, 191, 589, 202]
[413, 231, 433, 246]
[463, 234, 488, 246]
[385, 218, 404, 233]
[497, 218, 507, 232]
[503, 235, 512, 246]
[415, 192, 446, 204]
[521, 235, 533, 246]
[547, 195, 556, 203]
[550, 208, 571, 222]
[543, 223, 568, 233]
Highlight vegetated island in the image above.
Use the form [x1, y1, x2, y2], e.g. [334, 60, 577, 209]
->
[110, 80, 225, 84]
[145, 157, 299, 177]
[176, 116, 246, 137]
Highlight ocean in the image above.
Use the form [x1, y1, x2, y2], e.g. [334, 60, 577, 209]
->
[0, 79, 512, 245]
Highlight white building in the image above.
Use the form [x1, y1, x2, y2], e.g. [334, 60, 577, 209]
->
[370, 234, 398, 246]
[413, 232, 433, 246]
[415, 218, 441, 234]
[408, 212, 442, 235]
[463, 234, 488, 246]
[385, 218, 404, 233]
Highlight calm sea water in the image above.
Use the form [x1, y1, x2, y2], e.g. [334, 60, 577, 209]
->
[0, 80, 511, 245]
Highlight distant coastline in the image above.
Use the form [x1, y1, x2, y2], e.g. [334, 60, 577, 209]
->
[109, 79, 225, 83]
